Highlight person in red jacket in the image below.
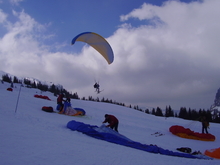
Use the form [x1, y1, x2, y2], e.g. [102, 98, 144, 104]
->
[103, 114, 119, 132]
[57, 94, 64, 112]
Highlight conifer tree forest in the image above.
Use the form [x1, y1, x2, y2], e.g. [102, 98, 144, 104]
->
[1, 74, 220, 124]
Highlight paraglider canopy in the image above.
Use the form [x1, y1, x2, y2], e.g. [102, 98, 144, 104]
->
[169, 125, 216, 141]
[71, 32, 114, 64]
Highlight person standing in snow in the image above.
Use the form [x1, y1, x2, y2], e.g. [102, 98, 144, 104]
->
[102, 114, 119, 132]
[57, 94, 64, 112]
[66, 97, 71, 103]
[200, 116, 209, 134]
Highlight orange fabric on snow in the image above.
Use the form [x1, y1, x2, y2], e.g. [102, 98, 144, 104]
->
[205, 148, 220, 159]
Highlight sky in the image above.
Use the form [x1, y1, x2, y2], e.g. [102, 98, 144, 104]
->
[0, 0, 220, 110]
[1, 82, 220, 165]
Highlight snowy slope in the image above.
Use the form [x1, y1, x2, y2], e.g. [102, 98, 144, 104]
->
[0, 82, 219, 165]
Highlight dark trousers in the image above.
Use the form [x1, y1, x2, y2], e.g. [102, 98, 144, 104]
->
[57, 103, 64, 112]
[202, 125, 208, 134]
[110, 122, 119, 132]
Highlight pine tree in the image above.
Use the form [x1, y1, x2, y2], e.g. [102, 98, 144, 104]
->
[31, 81, 37, 88]
[13, 76, 19, 83]
[165, 106, 173, 117]
[145, 109, 150, 114]
[2, 74, 11, 83]
[179, 107, 188, 119]
[151, 108, 156, 115]
[155, 107, 163, 116]
[49, 84, 56, 93]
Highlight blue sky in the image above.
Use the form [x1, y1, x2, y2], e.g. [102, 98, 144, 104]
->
[1, 0, 220, 110]
[0, 0, 195, 51]
[9, 0, 164, 37]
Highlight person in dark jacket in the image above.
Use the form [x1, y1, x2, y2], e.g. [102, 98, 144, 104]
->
[57, 94, 64, 111]
[200, 116, 209, 134]
[94, 83, 100, 93]
[66, 97, 71, 103]
[103, 114, 119, 132]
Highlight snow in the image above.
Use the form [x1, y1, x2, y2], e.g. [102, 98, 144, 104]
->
[0, 82, 219, 165]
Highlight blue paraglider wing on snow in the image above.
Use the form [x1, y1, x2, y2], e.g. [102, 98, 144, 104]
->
[71, 32, 114, 64]
[67, 120, 204, 159]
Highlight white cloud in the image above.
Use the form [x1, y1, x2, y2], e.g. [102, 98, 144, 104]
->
[0, 9, 7, 23]
[111, 0, 220, 109]
[0, 10, 105, 93]
[10, 0, 23, 6]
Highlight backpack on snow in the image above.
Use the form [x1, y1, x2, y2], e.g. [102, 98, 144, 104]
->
[176, 147, 192, 153]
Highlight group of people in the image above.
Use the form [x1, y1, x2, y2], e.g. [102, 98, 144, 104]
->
[57, 94, 119, 132]
[101, 114, 210, 134]
[57, 94, 72, 112]
[102, 114, 210, 134]
[58, 94, 212, 134]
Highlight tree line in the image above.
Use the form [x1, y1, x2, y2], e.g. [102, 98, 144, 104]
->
[2, 74, 220, 123]
[144, 106, 219, 123]
[1, 74, 79, 99]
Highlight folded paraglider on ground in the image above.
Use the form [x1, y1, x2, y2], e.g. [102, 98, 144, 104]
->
[169, 125, 215, 141]
[57, 101, 86, 116]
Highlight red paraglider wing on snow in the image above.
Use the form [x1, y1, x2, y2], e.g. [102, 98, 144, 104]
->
[169, 125, 215, 141]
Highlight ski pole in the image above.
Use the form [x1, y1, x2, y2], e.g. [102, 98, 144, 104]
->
[15, 84, 22, 113]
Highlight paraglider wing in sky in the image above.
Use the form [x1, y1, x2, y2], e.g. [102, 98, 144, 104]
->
[71, 32, 114, 64]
